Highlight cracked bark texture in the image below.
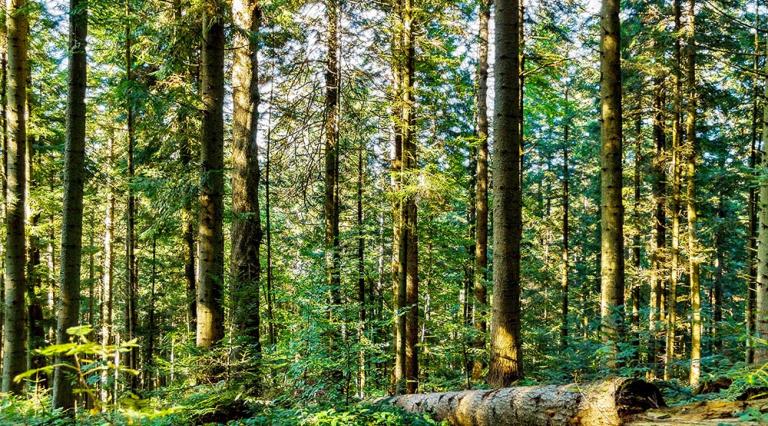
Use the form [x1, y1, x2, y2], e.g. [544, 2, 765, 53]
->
[380, 378, 664, 426]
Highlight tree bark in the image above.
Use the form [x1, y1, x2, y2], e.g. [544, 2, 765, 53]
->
[599, 0, 625, 368]
[472, 0, 490, 380]
[0, 0, 28, 396]
[391, 0, 418, 394]
[631, 118, 641, 358]
[380, 378, 665, 426]
[357, 136, 366, 398]
[665, 0, 683, 380]
[755, 20, 768, 365]
[196, 0, 226, 348]
[561, 86, 570, 350]
[231, 0, 262, 363]
[685, 0, 701, 387]
[100, 132, 115, 405]
[265, 77, 275, 346]
[488, 0, 523, 387]
[747, 0, 760, 366]
[324, 0, 341, 310]
[649, 73, 666, 378]
[124, 0, 139, 389]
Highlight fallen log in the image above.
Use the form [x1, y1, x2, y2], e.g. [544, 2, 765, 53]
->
[378, 377, 665, 426]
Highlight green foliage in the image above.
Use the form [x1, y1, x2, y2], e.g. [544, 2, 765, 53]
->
[14, 325, 139, 413]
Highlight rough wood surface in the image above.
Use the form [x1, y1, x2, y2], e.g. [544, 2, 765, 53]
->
[379, 378, 664, 425]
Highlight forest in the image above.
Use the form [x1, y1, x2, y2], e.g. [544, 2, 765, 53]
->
[0, 0, 767, 424]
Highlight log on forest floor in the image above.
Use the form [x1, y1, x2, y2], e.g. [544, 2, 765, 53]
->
[378, 377, 665, 426]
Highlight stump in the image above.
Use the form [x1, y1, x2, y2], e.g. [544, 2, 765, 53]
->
[379, 378, 665, 426]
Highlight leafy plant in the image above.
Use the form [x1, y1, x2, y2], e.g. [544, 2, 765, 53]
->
[15, 325, 139, 412]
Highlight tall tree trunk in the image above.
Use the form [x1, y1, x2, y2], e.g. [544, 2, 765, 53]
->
[52, 0, 87, 409]
[391, 0, 418, 395]
[100, 133, 115, 405]
[124, 0, 139, 389]
[145, 237, 157, 390]
[488, 0, 523, 387]
[713, 163, 724, 352]
[231, 0, 262, 387]
[599, 0, 625, 368]
[196, 0, 225, 348]
[402, 0, 418, 395]
[755, 23, 768, 366]
[472, 0, 489, 379]
[649, 75, 666, 378]
[685, 0, 701, 386]
[632, 118, 641, 357]
[1, 0, 27, 396]
[0, 10, 7, 366]
[665, 0, 683, 381]
[747, 0, 760, 366]
[27, 134, 44, 388]
[357, 136, 366, 398]
[324, 0, 341, 311]
[560, 86, 570, 350]
[265, 79, 275, 346]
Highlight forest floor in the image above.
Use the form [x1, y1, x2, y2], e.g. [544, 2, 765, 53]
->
[628, 397, 768, 424]
[3, 376, 768, 424]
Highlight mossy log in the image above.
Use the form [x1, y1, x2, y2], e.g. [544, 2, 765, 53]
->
[379, 377, 664, 426]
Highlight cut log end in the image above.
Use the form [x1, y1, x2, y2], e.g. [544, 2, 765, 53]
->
[616, 378, 667, 416]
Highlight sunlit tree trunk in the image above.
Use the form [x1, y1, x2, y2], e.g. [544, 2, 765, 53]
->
[488, 0, 523, 387]
[100, 133, 115, 406]
[265, 79, 275, 346]
[173, 0, 197, 336]
[124, 0, 139, 389]
[0, 0, 28, 396]
[755, 26, 768, 366]
[324, 0, 341, 311]
[196, 0, 225, 348]
[560, 85, 570, 350]
[54, 0, 88, 407]
[665, 0, 683, 381]
[27, 135, 45, 388]
[599, 0, 625, 368]
[0, 8, 7, 366]
[649, 74, 666, 378]
[472, 0, 490, 380]
[391, 0, 418, 394]
[357, 137, 366, 398]
[145, 238, 157, 389]
[685, 0, 701, 387]
[231, 0, 262, 388]
[631, 118, 641, 357]
[747, 1, 760, 366]
[402, 0, 418, 395]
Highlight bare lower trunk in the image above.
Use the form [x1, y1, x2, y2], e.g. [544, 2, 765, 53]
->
[58, 19, 91, 390]
[649, 74, 666, 378]
[755, 21, 768, 365]
[472, 0, 489, 380]
[685, 0, 701, 386]
[100, 134, 114, 405]
[599, 0, 625, 368]
[488, 0, 523, 387]
[196, 0, 226, 348]
[665, 0, 683, 380]
[1, 0, 28, 395]
[231, 0, 262, 388]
